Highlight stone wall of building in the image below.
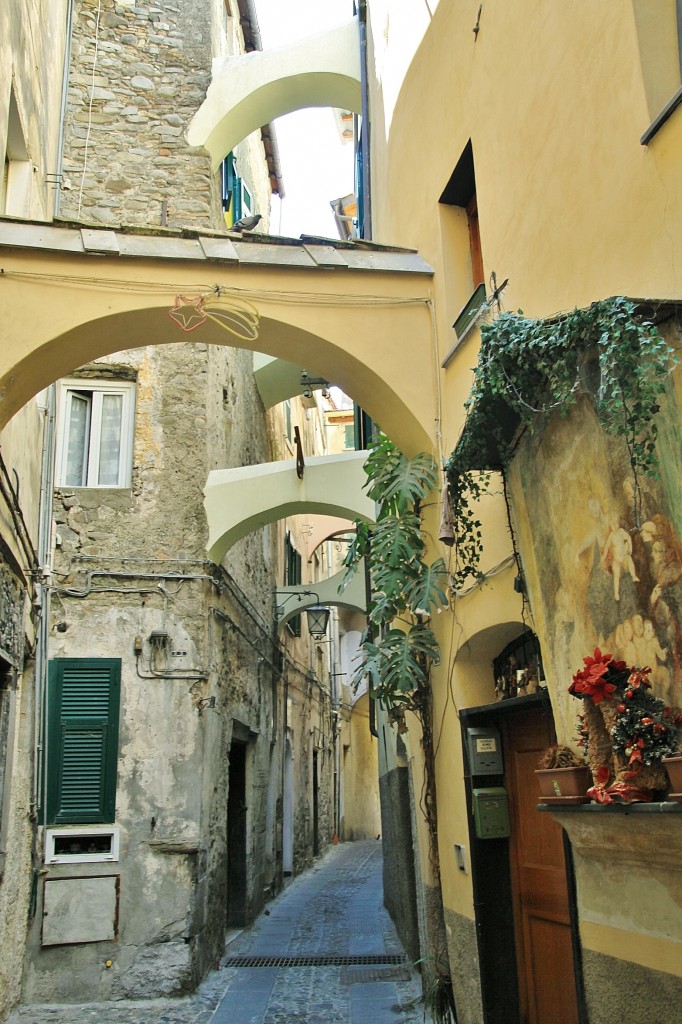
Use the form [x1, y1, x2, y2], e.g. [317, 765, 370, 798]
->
[59, 0, 222, 230]
[58, 0, 271, 233]
[22, 336, 286, 1001]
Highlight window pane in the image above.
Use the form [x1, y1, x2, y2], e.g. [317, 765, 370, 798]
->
[97, 394, 123, 486]
[64, 393, 90, 486]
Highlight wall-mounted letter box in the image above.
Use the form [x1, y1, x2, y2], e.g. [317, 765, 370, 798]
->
[466, 726, 503, 775]
[472, 787, 510, 839]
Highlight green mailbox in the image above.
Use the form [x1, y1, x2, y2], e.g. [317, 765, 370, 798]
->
[472, 787, 510, 839]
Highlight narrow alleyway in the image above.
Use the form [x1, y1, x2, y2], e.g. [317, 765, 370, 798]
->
[8, 842, 425, 1024]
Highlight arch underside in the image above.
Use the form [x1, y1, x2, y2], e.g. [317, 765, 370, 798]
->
[187, 18, 362, 168]
[0, 229, 436, 456]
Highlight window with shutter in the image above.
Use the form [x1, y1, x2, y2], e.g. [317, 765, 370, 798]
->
[45, 659, 121, 826]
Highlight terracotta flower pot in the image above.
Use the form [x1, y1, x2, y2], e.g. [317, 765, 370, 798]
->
[535, 765, 592, 804]
[662, 755, 682, 800]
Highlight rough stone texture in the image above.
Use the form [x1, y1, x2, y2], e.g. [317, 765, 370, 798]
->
[379, 766, 420, 963]
[22, 335, 337, 1004]
[0, 401, 46, 1020]
[443, 907, 484, 1024]
[58, 0, 271, 234]
[582, 948, 682, 1024]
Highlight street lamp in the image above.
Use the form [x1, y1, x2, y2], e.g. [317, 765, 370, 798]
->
[276, 590, 330, 639]
[306, 605, 331, 640]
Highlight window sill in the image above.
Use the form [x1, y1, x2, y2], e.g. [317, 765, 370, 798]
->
[641, 84, 682, 144]
[442, 283, 488, 368]
[538, 800, 682, 815]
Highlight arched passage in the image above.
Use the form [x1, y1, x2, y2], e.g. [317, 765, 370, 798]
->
[0, 225, 435, 456]
[204, 452, 374, 563]
[187, 18, 362, 168]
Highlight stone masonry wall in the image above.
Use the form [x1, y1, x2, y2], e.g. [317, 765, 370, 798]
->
[59, 0, 223, 231]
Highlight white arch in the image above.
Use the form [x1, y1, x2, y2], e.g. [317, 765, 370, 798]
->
[187, 18, 361, 169]
[204, 450, 374, 563]
[275, 560, 367, 631]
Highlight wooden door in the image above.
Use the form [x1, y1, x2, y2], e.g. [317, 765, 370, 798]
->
[503, 709, 580, 1024]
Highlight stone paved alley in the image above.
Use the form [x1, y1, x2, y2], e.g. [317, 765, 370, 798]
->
[8, 842, 425, 1024]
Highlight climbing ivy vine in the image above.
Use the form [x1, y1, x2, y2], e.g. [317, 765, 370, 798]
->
[445, 296, 677, 586]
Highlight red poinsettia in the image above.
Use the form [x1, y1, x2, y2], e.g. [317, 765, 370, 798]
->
[568, 648, 626, 704]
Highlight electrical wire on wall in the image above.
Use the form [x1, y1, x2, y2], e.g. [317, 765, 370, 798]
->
[76, 0, 103, 220]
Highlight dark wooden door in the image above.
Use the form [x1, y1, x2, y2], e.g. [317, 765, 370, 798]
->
[503, 708, 579, 1024]
[227, 741, 247, 926]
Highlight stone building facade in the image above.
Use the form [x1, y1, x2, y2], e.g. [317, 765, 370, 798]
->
[12, 0, 339, 1006]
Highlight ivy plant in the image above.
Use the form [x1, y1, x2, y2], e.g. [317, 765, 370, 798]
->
[445, 296, 677, 585]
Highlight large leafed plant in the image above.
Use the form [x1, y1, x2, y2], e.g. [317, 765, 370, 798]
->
[344, 435, 448, 712]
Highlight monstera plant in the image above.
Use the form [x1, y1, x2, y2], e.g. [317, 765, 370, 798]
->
[344, 435, 455, 1021]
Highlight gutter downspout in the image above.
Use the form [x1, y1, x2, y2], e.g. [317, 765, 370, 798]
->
[54, 0, 75, 219]
[358, 0, 372, 239]
[33, 384, 56, 820]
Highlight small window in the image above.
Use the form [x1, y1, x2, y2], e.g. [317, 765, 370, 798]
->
[56, 380, 135, 488]
[2, 87, 32, 217]
[284, 399, 293, 444]
[285, 534, 302, 638]
[0, 659, 17, 871]
[44, 825, 120, 864]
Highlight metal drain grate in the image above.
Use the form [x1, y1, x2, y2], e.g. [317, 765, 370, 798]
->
[341, 965, 412, 985]
[222, 954, 407, 968]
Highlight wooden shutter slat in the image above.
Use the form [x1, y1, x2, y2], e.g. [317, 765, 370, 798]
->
[46, 659, 120, 825]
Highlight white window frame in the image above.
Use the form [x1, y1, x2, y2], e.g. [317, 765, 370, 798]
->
[56, 379, 135, 488]
[241, 181, 253, 216]
[44, 825, 121, 865]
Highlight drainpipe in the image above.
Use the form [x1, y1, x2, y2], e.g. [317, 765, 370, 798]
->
[357, 0, 372, 239]
[33, 384, 56, 820]
[54, 0, 75, 219]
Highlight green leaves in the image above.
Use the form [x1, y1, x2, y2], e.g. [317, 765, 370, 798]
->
[366, 448, 438, 510]
[446, 297, 677, 575]
[343, 435, 445, 713]
[351, 623, 440, 702]
[402, 557, 450, 615]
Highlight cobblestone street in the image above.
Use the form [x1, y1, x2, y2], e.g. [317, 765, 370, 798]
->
[8, 842, 425, 1024]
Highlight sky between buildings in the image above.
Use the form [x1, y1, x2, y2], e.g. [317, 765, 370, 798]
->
[253, 0, 356, 238]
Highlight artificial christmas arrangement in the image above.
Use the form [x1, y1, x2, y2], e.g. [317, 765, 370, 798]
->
[570, 648, 682, 803]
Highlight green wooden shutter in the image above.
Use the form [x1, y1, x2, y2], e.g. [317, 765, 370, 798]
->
[46, 659, 121, 825]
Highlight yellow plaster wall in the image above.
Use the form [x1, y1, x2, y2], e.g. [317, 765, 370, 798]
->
[339, 691, 381, 840]
[365, 0, 682, 968]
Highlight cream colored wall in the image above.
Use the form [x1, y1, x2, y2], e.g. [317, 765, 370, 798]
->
[365, 0, 682, 990]
[0, 2, 66, 1016]
[0, 251, 435, 457]
[339, 690, 381, 840]
[0, 0, 69, 221]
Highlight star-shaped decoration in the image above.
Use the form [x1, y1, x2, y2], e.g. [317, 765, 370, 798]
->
[168, 294, 207, 332]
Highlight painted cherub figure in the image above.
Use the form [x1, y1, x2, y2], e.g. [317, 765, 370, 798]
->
[601, 518, 639, 601]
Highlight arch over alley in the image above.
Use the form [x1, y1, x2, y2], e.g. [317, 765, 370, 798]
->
[186, 17, 362, 169]
[205, 451, 374, 562]
[0, 220, 436, 456]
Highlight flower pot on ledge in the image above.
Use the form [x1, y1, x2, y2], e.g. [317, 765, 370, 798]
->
[662, 755, 682, 802]
[535, 766, 592, 805]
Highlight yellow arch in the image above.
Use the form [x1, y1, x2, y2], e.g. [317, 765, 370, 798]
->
[0, 227, 436, 456]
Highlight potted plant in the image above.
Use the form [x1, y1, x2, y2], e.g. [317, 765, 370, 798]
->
[662, 749, 682, 800]
[535, 744, 591, 804]
[570, 648, 681, 803]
